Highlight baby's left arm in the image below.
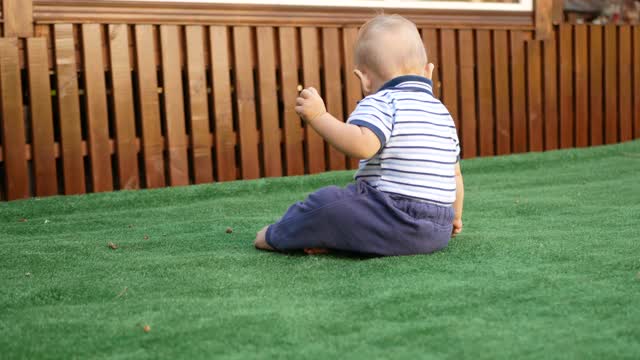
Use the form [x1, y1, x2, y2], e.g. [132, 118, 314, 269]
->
[295, 87, 380, 159]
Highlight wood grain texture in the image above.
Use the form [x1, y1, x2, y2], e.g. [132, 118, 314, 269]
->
[2, 0, 33, 37]
[493, 30, 511, 155]
[475, 30, 494, 157]
[54, 24, 86, 195]
[618, 26, 632, 142]
[232, 26, 260, 180]
[322, 27, 346, 171]
[604, 25, 618, 144]
[559, 24, 574, 148]
[185, 25, 214, 183]
[26, 38, 58, 197]
[422, 28, 441, 99]
[458, 30, 477, 158]
[209, 26, 237, 181]
[160, 25, 190, 185]
[300, 26, 325, 173]
[278, 27, 304, 176]
[588, 25, 603, 146]
[0, 39, 29, 200]
[255, 26, 283, 177]
[573, 24, 588, 148]
[527, 40, 543, 152]
[634, 26, 640, 139]
[134, 24, 166, 188]
[440, 29, 459, 128]
[510, 30, 527, 153]
[108, 24, 140, 190]
[535, 0, 553, 40]
[342, 26, 362, 170]
[82, 24, 114, 192]
[543, 37, 558, 151]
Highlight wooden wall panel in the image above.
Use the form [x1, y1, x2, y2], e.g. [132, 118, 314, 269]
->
[185, 25, 214, 183]
[634, 27, 640, 139]
[458, 30, 477, 158]
[573, 24, 588, 148]
[589, 25, 603, 146]
[440, 29, 459, 128]
[135, 25, 166, 188]
[108, 24, 140, 190]
[322, 28, 346, 171]
[0, 39, 29, 200]
[82, 24, 114, 192]
[210, 26, 237, 181]
[510, 30, 528, 153]
[278, 27, 304, 176]
[2, 0, 33, 37]
[618, 26, 633, 142]
[54, 24, 86, 195]
[543, 37, 558, 150]
[559, 24, 574, 148]
[604, 25, 618, 144]
[300, 27, 325, 173]
[26, 38, 58, 197]
[527, 40, 543, 152]
[476, 30, 495, 157]
[256, 26, 283, 178]
[422, 28, 441, 99]
[342, 26, 361, 170]
[232, 26, 261, 180]
[493, 30, 511, 155]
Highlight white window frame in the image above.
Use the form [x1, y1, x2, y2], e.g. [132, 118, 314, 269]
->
[151, 0, 534, 12]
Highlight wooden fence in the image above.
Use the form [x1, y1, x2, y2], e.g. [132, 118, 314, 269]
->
[0, 1, 639, 200]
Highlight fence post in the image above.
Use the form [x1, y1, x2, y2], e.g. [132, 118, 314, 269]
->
[535, 0, 554, 40]
[2, 0, 33, 37]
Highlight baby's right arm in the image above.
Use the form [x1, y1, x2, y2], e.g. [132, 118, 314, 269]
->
[452, 162, 464, 237]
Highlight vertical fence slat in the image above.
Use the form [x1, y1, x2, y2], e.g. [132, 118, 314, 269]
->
[185, 25, 214, 183]
[160, 25, 190, 185]
[322, 28, 346, 171]
[0, 39, 29, 200]
[493, 30, 511, 155]
[574, 24, 588, 148]
[559, 24, 574, 148]
[543, 37, 559, 151]
[54, 24, 86, 195]
[440, 29, 459, 128]
[342, 26, 361, 170]
[422, 28, 440, 99]
[256, 26, 283, 178]
[458, 30, 477, 158]
[634, 26, 640, 139]
[589, 25, 603, 146]
[108, 24, 139, 190]
[510, 31, 527, 153]
[618, 25, 633, 142]
[604, 24, 618, 144]
[278, 27, 304, 176]
[476, 30, 494, 157]
[232, 26, 260, 180]
[210, 26, 237, 181]
[527, 40, 543, 152]
[26, 38, 58, 197]
[82, 24, 114, 192]
[300, 27, 326, 173]
[134, 25, 166, 188]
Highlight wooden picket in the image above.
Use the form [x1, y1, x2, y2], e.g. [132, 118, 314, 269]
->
[2, 21, 640, 200]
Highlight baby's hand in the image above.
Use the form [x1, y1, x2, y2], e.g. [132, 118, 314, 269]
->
[452, 218, 462, 238]
[295, 87, 327, 123]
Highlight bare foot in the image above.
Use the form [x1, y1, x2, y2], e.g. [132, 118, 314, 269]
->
[304, 248, 330, 255]
[254, 225, 275, 251]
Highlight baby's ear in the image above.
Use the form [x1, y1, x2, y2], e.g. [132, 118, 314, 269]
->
[353, 69, 371, 95]
[424, 63, 435, 80]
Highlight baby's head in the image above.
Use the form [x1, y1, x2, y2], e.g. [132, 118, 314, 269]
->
[354, 15, 427, 95]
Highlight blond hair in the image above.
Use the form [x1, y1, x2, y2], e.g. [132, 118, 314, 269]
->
[354, 15, 427, 79]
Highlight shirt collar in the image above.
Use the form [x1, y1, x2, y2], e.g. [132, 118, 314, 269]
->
[376, 75, 434, 93]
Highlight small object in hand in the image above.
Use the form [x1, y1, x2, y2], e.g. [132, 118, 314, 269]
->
[108, 242, 118, 250]
[297, 84, 303, 92]
[25, 272, 31, 277]
[225, 227, 233, 234]
[143, 325, 151, 333]
[18, 218, 27, 223]
[143, 235, 149, 240]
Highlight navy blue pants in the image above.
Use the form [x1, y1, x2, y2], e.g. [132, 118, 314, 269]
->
[266, 180, 454, 256]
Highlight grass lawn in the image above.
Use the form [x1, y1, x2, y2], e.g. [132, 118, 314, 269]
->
[1, 141, 640, 359]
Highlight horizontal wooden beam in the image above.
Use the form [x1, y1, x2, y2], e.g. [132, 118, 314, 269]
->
[32, 0, 534, 28]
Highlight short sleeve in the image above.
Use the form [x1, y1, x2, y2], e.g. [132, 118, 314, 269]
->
[347, 95, 393, 151]
[452, 127, 461, 161]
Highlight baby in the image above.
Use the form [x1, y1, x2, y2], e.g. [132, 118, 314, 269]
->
[254, 15, 464, 256]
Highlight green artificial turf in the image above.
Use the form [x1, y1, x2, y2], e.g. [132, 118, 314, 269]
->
[1, 141, 640, 359]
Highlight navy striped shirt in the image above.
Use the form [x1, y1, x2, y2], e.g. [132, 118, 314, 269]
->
[348, 75, 460, 206]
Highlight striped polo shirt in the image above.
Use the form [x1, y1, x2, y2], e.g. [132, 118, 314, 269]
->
[348, 75, 460, 206]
